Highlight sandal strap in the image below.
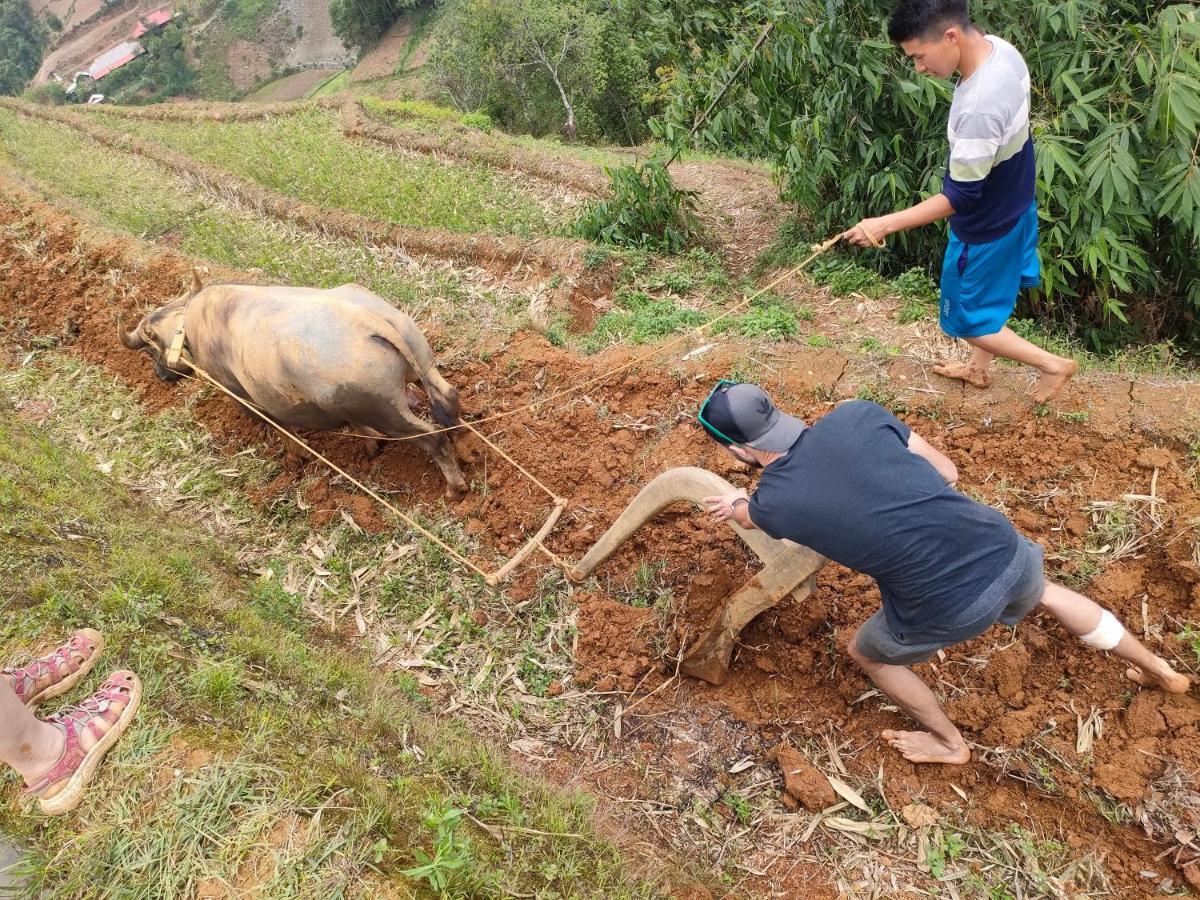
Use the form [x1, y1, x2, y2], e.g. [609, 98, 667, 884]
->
[24, 720, 83, 797]
[52, 687, 130, 737]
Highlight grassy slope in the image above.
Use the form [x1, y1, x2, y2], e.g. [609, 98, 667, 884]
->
[90, 108, 562, 236]
[0, 350, 660, 898]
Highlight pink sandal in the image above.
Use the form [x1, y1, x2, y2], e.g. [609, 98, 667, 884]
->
[26, 669, 142, 815]
[4, 628, 105, 707]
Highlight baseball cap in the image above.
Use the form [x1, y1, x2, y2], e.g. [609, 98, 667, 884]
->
[698, 381, 807, 452]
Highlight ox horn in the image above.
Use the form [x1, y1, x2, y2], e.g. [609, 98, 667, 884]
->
[117, 314, 145, 350]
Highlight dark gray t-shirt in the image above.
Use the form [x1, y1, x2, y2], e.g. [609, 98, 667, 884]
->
[747, 401, 1020, 640]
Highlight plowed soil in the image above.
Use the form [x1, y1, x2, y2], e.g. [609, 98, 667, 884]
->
[4, 178, 1200, 897]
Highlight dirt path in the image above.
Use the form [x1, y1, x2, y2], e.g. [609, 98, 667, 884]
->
[350, 16, 412, 82]
[673, 160, 785, 275]
[3, 176, 1200, 897]
[277, 0, 351, 69]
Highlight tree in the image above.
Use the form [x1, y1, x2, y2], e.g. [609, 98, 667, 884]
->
[0, 0, 47, 96]
[426, 0, 654, 143]
[141, 22, 195, 98]
[504, 0, 606, 141]
[329, 0, 419, 51]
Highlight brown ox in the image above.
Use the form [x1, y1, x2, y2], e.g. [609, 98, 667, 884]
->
[121, 274, 467, 498]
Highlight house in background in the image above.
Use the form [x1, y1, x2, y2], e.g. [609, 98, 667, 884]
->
[66, 7, 174, 95]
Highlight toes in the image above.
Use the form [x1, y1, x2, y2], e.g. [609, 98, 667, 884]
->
[1125, 667, 1152, 687]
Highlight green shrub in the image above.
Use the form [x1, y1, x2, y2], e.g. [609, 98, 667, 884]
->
[22, 81, 65, 105]
[650, 1, 1200, 348]
[894, 266, 938, 324]
[810, 257, 886, 297]
[735, 303, 798, 339]
[461, 111, 493, 132]
[713, 297, 799, 340]
[575, 160, 700, 253]
[585, 289, 707, 349]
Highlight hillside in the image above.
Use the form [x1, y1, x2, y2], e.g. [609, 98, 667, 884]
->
[29, 0, 354, 100]
[1, 92, 1199, 898]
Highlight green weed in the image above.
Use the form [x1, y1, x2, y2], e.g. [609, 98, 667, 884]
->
[575, 159, 701, 253]
[893, 266, 938, 324]
[855, 381, 908, 414]
[584, 290, 708, 350]
[401, 804, 476, 893]
[926, 829, 966, 878]
[723, 791, 753, 826]
[809, 256, 886, 297]
[1178, 624, 1200, 667]
[1086, 789, 1132, 826]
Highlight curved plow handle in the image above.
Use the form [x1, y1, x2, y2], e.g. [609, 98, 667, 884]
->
[567, 466, 796, 581]
[564, 466, 827, 685]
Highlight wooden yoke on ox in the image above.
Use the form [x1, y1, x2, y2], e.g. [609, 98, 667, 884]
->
[565, 467, 827, 685]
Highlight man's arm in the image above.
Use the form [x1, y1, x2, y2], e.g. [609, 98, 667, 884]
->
[842, 193, 957, 248]
[907, 430, 958, 484]
[703, 492, 758, 530]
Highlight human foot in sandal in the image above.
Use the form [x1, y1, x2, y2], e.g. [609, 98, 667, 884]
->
[25, 670, 142, 815]
[3, 628, 104, 707]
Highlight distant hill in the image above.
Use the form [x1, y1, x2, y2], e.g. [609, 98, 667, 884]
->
[31, 0, 356, 101]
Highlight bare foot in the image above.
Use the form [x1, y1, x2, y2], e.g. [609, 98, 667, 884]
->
[882, 729, 971, 765]
[1029, 359, 1079, 403]
[932, 361, 992, 390]
[1125, 665, 1191, 694]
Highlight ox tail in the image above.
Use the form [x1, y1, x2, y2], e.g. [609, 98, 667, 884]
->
[380, 309, 461, 428]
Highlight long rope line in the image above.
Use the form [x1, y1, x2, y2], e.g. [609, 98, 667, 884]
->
[357, 231, 849, 446]
[181, 365, 493, 582]
[463, 421, 563, 504]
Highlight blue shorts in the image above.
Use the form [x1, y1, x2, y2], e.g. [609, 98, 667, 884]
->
[939, 203, 1040, 339]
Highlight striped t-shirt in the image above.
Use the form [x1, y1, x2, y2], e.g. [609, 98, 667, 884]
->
[943, 35, 1036, 244]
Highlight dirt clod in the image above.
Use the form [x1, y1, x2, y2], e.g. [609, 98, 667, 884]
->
[774, 743, 834, 811]
[1126, 691, 1169, 737]
[1136, 448, 1172, 470]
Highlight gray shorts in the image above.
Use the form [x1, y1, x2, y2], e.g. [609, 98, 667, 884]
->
[854, 537, 1045, 666]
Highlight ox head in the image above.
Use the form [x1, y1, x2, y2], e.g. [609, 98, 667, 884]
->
[120, 269, 204, 383]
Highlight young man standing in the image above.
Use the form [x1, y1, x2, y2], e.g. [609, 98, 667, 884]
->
[698, 382, 1189, 764]
[843, 0, 1077, 403]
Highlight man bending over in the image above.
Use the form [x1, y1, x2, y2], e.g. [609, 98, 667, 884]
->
[699, 381, 1189, 764]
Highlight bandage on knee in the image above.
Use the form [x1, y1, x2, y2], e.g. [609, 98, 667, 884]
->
[1079, 610, 1124, 650]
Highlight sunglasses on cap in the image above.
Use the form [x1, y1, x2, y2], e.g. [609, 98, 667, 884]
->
[697, 379, 741, 446]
